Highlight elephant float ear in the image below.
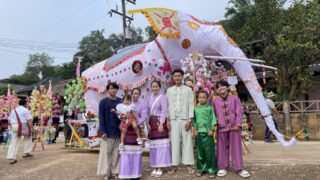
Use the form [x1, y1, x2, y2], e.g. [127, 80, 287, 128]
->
[129, 8, 180, 39]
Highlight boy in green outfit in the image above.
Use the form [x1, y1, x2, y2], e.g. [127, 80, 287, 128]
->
[193, 90, 217, 179]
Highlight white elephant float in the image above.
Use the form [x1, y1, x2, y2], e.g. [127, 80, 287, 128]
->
[82, 8, 296, 148]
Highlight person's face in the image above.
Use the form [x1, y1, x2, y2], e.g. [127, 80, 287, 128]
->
[40, 85, 45, 93]
[198, 93, 208, 105]
[151, 82, 160, 94]
[107, 86, 118, 97]
[217, 85, 228, 96]
[185, 80, 193, 88]
[173, 72, 183, 85]
[123, 98, 131, 105]
[132, 89, 141, 102]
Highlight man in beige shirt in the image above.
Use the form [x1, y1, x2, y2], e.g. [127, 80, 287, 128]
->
[167, 69, 195, 175]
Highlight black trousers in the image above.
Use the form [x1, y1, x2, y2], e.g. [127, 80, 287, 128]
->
[265, 117, 279, 140]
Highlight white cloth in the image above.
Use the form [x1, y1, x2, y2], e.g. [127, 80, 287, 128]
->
[8, 106, 32, 124]
[166, 85, 194, 120]
[7, 124, 32, 160]
[97, 138, 120, 175]
[116, 104, 134, 114]
[266, 99, 276, 110]
[170, 118, 194, 166]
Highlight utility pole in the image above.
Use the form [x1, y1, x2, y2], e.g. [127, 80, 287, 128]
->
[109, 0, 135, 47]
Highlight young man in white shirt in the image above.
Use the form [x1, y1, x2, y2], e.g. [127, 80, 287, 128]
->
[7, 99, 35, 164]
[167, 69, 195, 175]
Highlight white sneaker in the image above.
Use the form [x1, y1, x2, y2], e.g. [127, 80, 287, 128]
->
[217, 169, 228, 177]
[137, 138, 143, 145]
[155, 169, 163, 177]
[151, 169, 157, 177]
[144, 140, 150, 148]
[118, 143, 124, 151]
[239, 170, 250, 178]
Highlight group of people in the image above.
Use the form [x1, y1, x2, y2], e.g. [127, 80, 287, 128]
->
[97, 69, 250, 179]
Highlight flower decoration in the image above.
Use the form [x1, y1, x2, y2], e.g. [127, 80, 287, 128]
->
[63, 77, 87, 113]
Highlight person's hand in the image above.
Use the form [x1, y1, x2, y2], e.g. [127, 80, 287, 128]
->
[213, 130, 217, 140]
[111, 109, 116, 113]
[158, 123, 164, 133]
[232, 126, 242, 131]
[185, 120, 192, 131]
[123, 86, 129, 95]
[31, 128, 36, 133]
[147, 124, 151, 132]
[101, 133, 107, 141]
[121, 113, 127, 119]
[193, 129, 197, 137]
[167, 121, 171, 131]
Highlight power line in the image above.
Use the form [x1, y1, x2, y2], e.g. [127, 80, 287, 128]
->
[0, 41, 77, 53]
[0, 0, 97, 58]
[0, 38, 77, 48]
[0, 48, 70, 59]
[30, 0, 98, 40]
[53, 14, 108, 43]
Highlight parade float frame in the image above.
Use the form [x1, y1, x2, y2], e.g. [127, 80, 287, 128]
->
[63, 60, 101, 152]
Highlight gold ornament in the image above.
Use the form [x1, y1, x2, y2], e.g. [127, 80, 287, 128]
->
[182, 39, 191, 49]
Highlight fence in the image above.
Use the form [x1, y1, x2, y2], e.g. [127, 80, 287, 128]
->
[247, 100, 320, 114]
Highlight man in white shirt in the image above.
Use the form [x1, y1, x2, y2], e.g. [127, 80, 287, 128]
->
[7, 99, 35, 164]
[167, 69, 195, 175]
[265, 92, 280, 143]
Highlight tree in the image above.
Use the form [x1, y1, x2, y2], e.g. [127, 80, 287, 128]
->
[76, 29, 113, 71]
[55, 62, 77, 80]
[25, 52, 55, 77]
[145, 26, 157, 42]
[222, 0, 320, 100]
[264, 1, 320, 100]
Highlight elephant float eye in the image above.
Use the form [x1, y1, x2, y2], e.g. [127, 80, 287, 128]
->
[132, 60, 143, 74]
[182, 39, 191, 49]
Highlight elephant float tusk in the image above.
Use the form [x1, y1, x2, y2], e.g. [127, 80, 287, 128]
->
[205, 55, 265, 63]
[250, 63, 277, 70]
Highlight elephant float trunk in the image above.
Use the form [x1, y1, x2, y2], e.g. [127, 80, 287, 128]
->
[205, 24, 297, 148]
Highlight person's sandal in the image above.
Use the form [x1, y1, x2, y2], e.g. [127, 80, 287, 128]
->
[23, 153, 33, 158]
[196, 172, 203, 177]
[187, 167, 196, 175]
[110, 174, 118, 179]
[209, 174, 216, 179]
[10, 159, 18, 164]
[168, 168, 177, 175]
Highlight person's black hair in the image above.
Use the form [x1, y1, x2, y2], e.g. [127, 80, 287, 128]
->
[19, 99, 27, 106]
[122, 94, 132, 102]
[106, 82, 119, 90]
[172, 69, 184, 76]
[131, 88, 141, 95]
[151, 80, 161, 88]
[197, 90, 209, 98]
[216, 80, 229, 89]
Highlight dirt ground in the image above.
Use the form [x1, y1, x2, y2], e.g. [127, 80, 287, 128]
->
[1, 137, 320, 180]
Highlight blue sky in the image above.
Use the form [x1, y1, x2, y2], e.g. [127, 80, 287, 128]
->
[0, 0, 230, 79]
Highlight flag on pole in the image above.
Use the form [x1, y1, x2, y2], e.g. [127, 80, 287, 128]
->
[7, 84, 11, 97]
[76, 58, 81, 78]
